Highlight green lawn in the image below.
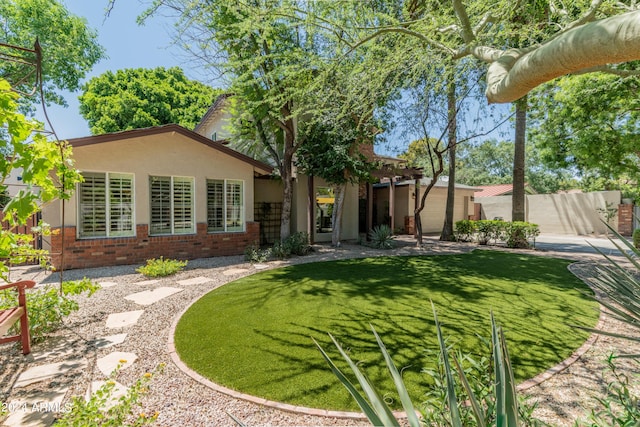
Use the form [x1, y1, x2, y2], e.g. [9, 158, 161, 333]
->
[174, 250, 599, 411]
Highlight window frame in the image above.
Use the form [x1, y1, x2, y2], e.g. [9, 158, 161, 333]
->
[77, 171, 135, 239]
[207, 179, 245, 233]
[149, 175, 195, 236]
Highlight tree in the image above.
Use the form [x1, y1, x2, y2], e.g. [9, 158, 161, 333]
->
[297, 112, 376, 246]
[79, 67, 220, 134]
[529, 72, 640, 198]
[0, 0, 105, 109]
[0, 78, 82, 281]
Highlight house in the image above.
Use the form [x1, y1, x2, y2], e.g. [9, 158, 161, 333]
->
[474, 183, 537, 198]
[374, 177, 479, 234]
[42, 124, 272, 270]
[41, 95, 482, 270]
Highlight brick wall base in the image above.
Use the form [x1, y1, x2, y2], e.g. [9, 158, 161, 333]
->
[618, 204, 634, 236]
[50, 222, 260, 270]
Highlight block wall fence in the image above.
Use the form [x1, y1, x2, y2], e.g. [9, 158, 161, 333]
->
[50, 222, 259, 270]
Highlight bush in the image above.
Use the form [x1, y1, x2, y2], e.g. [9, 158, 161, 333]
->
[244, 242, 271, 263]
[505, 221, 540, 249]
[55, 362, 164, 426]
[271, 232, 313, 260]
[454, 220, 476, 242]
[0, 278, 100, 342]
[633, 229, 640, 249]
[368, 224, 395, 249]
[475, 220, 504, 245]
[136, 257, 187, 277]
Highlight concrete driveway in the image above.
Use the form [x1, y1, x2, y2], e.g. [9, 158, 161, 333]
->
[533, 234, 630, 256]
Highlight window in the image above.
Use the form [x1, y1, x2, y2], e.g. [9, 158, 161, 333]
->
[149, 176, 194, 235]
[78, 172, 134, 238]
[207, 179, 244, 232]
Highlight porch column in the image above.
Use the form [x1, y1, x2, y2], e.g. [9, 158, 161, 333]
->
[414, 177, 420, 238]
[389, 177, 395, 233]
[307, 175, 314, 244]
[367, 182, 373, 235]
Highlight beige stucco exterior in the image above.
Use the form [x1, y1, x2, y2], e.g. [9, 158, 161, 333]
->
[375, 180, 477, 234]
[42, 128, 268, 233]
[477, 191, 622, 235]
[252, 175, 360, 242]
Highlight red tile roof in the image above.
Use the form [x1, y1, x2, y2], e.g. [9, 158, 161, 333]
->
[474, 184, 515, 197]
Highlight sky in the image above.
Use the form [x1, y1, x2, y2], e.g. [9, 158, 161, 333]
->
[38, 0, 199, 140]
[37, 1, 514, 155]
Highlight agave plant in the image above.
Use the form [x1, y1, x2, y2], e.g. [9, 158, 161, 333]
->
[314, 304, 522, 427]
[577, 221, 640, 355]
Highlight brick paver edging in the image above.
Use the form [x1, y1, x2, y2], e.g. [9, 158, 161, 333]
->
[166, 258, 603, 419]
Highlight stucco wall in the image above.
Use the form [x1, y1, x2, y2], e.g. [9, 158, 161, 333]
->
[478, 191, 621, 235]
[195, 109, 233, 141]
[44, 131, 257, 229]
[375, 184, 476, 234]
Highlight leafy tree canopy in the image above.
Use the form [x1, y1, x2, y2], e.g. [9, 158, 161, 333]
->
[0, 0, 105, 109]
[0, 78, 82, 280]
[529, 73, 640, 183]
[79, 67, 221, 134]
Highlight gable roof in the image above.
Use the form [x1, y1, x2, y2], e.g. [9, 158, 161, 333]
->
[474, 183, 537, 197]
[194, 93, 232, 135]
[67, 123, 273, 176]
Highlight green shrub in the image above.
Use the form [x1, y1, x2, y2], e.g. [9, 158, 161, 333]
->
[286, 232, 312, 256]
[136, 257, 187, 277]
[55, 363, 164, 426]
[368, 224, 395, 249]
[454, 220, 476, 242]
[270, 232, 313, 260]
[475, 220, 504, 245]
[633, 229, 640, 249]
[505, 221, 540, 249]
[244, 242, 271, 263]
[0, 278, 100, 342]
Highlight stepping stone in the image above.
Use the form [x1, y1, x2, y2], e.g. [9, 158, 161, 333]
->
[14, 359, 87, 388]
[222, 268, 249, 276]
[98, 281, 119, 288]
[31, 336, 78, 363]
[85, 380, 128, 409]
[124, 287, 182, 306]
[253, 264, 269, 270]
[96, 352, 137, 377]
[177, 276, 212, 286]
[90, 333, 127, 349]
[105, 310, 144, 329]
[136, 279, 160, 286]
[2, 385, 68, 427]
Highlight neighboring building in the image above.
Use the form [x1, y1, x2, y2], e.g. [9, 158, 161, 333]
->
[474, 183, 537, 198]
[42, 124, 272, 270]
[374, 178, 479, 234]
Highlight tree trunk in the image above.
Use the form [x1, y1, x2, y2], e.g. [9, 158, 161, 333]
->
[441, 75, 457, 241]
[331, 183, 346, 246]
[280, 147, 294, 241]
[512, 95, 527, 222]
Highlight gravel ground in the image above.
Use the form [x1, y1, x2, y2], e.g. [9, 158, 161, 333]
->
[1, 236, 638, 426]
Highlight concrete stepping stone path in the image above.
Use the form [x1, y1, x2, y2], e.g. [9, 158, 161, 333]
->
[14, 359, 88, 389]
[96, 351, 138, 377]
[90, 333, 127, 349]
[85, 380, 128, 409]
[105, 310, 144, 329]
[124, 287, 182, 306]
[177, 276, 212, 286]
[136, 279, 160, 286]
[2, 386, 68, 427]
[97, 281, 119, 288]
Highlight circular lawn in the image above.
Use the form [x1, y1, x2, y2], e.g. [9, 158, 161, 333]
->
[174, 250, 599, 411]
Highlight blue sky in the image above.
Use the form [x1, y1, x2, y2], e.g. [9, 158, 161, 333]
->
[40, 1, 513, 154]
[40, 0, 197, 139]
